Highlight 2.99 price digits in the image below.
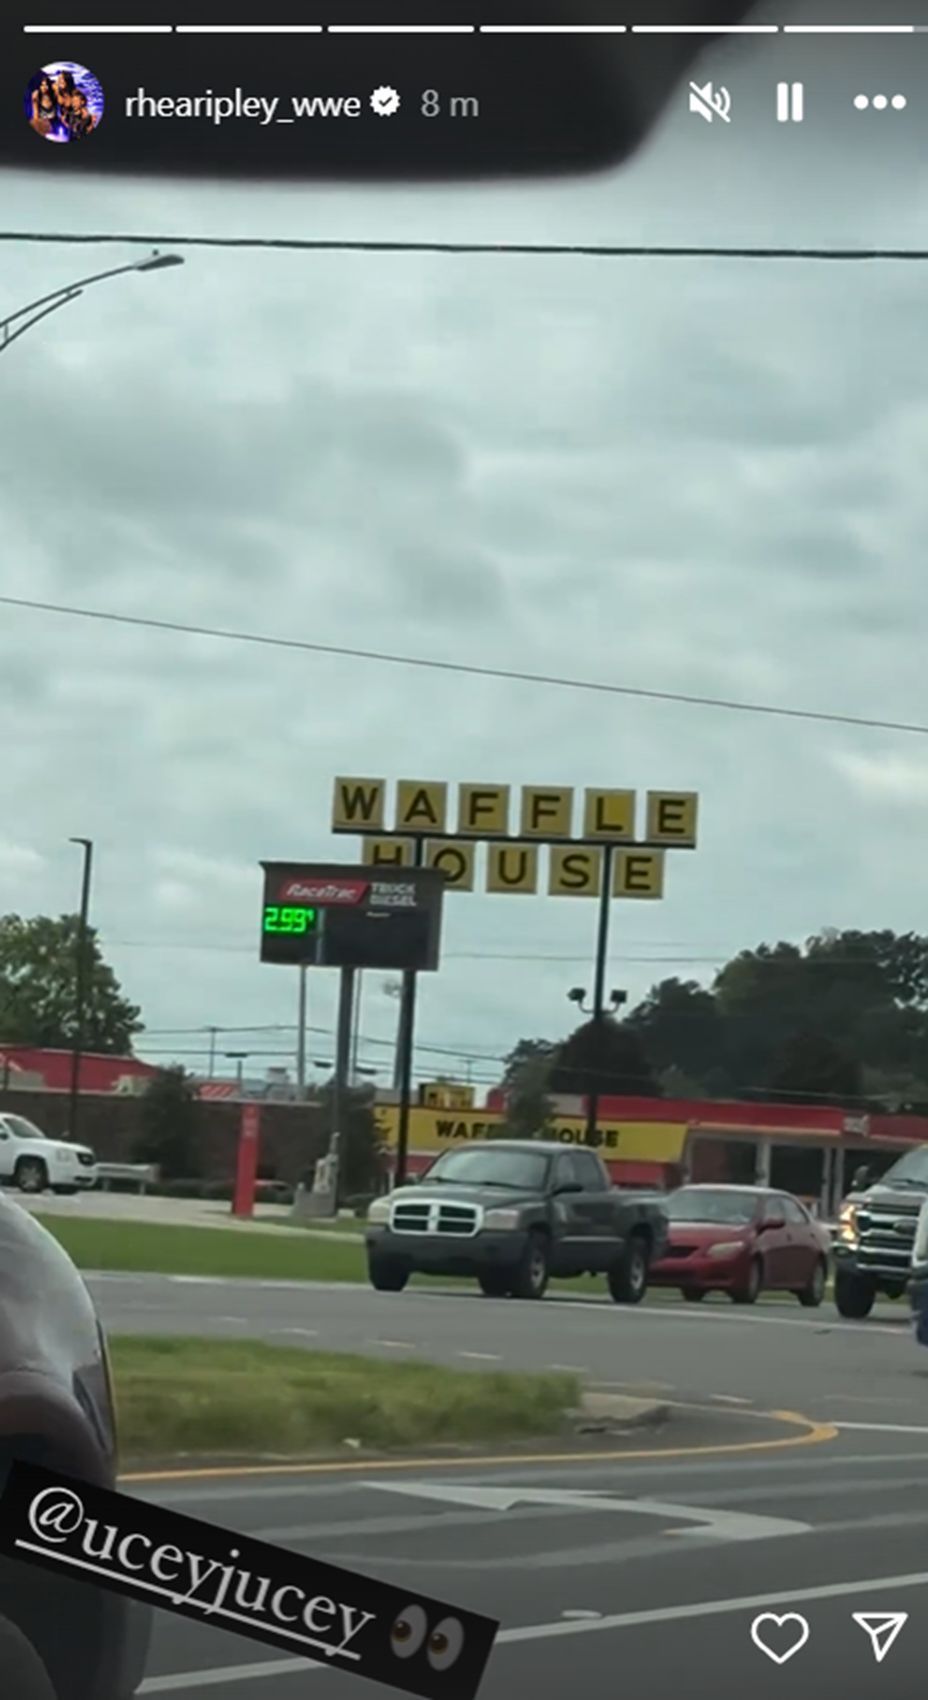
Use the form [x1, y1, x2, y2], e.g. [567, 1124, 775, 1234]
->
[263, 905, 317, 935]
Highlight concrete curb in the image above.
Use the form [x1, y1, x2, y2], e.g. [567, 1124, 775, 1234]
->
[572, 1392, 670, 1434]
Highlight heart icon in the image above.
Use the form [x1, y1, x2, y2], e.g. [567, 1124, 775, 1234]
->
[750, 1613, 810, 1664]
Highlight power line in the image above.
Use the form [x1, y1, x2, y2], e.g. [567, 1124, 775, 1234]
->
[104, 936, 724, 965]
[2, 593, 926, 738]
[4, 232, 928, 262]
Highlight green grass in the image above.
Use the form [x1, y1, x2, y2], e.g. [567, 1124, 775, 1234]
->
[33, 1215, 364, 1282]
[109, 1336, 578, 1459]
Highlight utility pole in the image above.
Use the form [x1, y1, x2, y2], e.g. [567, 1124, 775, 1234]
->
[205, 1026, 219, 1079]
[67, 838, 94, 1144]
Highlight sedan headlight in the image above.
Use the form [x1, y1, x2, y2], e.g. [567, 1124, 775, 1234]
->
[483, 1208, 523, 1231]
[837, 1203, 859, 1245]
[705, 1241, 746, 1259]
[367, 1198, 390, 1225]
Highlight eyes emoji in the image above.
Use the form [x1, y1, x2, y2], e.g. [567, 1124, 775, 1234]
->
[389, 1606, 465, 1671]
[427, 1617, 465, 1671]
[391, 1605, 428, 1659]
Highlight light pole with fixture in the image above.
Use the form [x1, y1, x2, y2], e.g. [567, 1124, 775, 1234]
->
[566, 984, 628, 1145]
[0, 251, 184, 355]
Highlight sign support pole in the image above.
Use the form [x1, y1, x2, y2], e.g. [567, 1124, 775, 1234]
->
[395, 838, 425, 1188]
[584, 842, 615, 1146]
[296, 964, 308, 1097]
[332, 966, 355, 1152]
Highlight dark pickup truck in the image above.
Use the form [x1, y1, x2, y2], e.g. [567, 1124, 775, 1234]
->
[364, 1139, 669, 1302]
[833, 1144, 928, 1318]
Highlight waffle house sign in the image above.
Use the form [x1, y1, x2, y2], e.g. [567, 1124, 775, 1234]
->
[374, 1104, 688, 1163]
[331, 777, 698, 896]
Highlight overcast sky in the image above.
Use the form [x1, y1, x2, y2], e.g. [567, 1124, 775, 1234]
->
[2, 14, 927, 1092]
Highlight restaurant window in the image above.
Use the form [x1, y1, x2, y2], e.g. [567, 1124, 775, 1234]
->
[688, 1136, 758, 1186]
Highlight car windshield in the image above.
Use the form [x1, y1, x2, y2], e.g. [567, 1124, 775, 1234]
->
[668, 1190, 758, 1226]
[422, 1149, 551, 1191]
[5, 1116, 46, 1141]
[878, 1149, 928, 1189]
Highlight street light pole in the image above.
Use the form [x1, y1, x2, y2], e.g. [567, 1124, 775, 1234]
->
[0, 251, 184, 356]
[67, 837, 93, 1144]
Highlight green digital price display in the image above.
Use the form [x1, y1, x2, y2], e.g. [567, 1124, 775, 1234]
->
[262, 905, 318, 937]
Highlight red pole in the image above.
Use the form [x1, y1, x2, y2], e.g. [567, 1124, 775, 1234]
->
[232, 1103, 261, 1218]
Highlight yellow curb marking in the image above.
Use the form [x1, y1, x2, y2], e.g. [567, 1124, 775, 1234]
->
[120, 1409, 838, 1485]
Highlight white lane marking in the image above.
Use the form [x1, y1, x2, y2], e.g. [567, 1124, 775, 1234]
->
[370, 1340, 415, 1350]
[274, 1328, 319, 1338]
[834, 1422, 928, 1435]
[711, 1395, 752, 1407]
[458, 1351, 501, 1361]
[139, 1568, 928, 1689]
[364, 1480, 809, 1541]
[496, 1568, 928, 1644]
[562, 1610, 602, 1620]
[537, 1297, 906, 1336]
[140, 1658, 314, 1691]
[216, 1317, 248, 1324]
[547, 1364, 587, 1373]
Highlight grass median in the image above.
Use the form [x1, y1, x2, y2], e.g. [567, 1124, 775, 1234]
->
[109, 1336, 579, 1460]
[32, 1213, 832, 1305]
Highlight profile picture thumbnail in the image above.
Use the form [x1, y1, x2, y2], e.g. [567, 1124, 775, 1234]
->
[25, 61, 103, 143]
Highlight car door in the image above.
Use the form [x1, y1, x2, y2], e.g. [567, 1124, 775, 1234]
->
[549, 1151, 596, 1273]
[781, 1195, 818, 1286]
[570, 1149, 621, 1270]
[758, 1194, 792, 1287]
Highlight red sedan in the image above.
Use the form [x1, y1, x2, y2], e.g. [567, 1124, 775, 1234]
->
[648, 1184, 830, 1306]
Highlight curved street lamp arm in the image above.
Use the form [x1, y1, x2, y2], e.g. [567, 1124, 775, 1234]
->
[0, 262, 144, 337]
[0, 291, 82, 353]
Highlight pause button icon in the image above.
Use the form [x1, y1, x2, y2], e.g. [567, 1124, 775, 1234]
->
[777, 81, 804, 122]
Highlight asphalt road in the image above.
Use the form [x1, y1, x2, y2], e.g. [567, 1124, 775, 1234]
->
[126, 1426, 928, 1699]
[71, 1273, 928, 1698]
[89, 1270, 919, 1423]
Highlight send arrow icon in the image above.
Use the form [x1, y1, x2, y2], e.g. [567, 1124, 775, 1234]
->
[852, 1613, 908, 1663]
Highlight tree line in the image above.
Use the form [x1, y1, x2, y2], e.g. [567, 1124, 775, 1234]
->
[503, 929, 928, 1134]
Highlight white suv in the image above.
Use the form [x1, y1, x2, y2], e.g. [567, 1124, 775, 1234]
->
[0, 1113, 98, 1194]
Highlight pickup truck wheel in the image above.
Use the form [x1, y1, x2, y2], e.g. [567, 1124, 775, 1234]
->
[732, 1257, 762, 1305]
[834, 1268, 876, 1319]
[608, 1233, 650, 1305]
[477, 1270, 512, 1298]
[14, 1158, 48, 1194]
[797, 1257, 827, 1308]
[0, 1615, 56, 1699]
[511, 1233, 549, 1300]
[368, 1255, 409, 1293]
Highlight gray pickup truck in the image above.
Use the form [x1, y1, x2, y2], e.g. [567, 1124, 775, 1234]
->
[834, 1143, 928, 1318]
[364, 1139, 669, 1302]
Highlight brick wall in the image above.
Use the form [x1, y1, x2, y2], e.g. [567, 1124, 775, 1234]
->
[0, 1089, 330, 1184]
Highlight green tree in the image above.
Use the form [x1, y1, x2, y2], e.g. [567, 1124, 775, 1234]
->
[0, 913, 143, 1053]
[764, 1029, 865, 1108]
[503, 1048, 556, 1140]
[134, 1067, 202, 1180]
[625, 978, 728, 1090]
[549, 1018, 661, 1099]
